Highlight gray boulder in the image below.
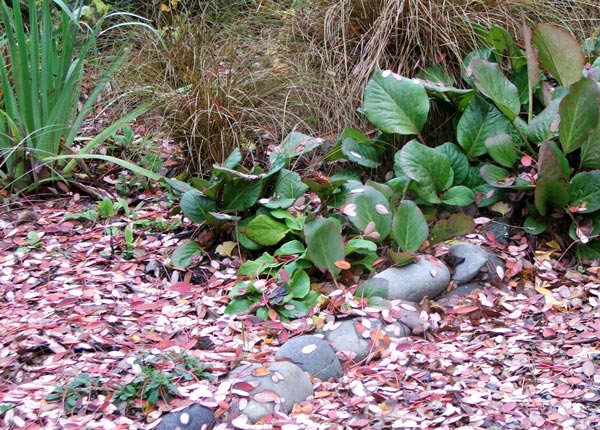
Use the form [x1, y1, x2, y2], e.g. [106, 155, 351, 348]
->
[228, 361, 313, 423]
[370, 257, 450, 301]
[322, 318, 411, 362]
[447, 242, 492, 285]
[155, 404, 215, 430]
[275, 335, 342, 381]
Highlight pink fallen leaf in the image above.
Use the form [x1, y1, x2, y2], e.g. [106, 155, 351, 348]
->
[253, 390, 281, 403]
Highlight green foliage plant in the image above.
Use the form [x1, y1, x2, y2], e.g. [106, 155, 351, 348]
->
[113, 350, 212, 414]
[0, 0, 155, 192]
[360, 22, 600, 260]
[46, 373, 108, 416]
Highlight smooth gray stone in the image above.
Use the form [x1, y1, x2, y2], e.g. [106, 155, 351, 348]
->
[322, 318, 411, 362]
[448, 242, 490, 285]
[155, 404, 215, 430]
[371, 257, 450, 301]
[228, 361, 313, 423]
[275, 335, 342, 381]
[444, 282, 483, 298]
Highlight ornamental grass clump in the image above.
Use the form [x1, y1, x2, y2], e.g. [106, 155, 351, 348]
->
[0, 0, 155, 192]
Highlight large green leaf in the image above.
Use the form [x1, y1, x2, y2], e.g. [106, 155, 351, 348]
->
[580, 126, 600, 170]
[304, 217, 345, 277]
[396, 140, 453, 203]
[480, 164, 534, 190]
[559, 77, 600, 154]
[222, 178, 264, 211]
[171, 241, 203, 268]
[245, 215, 289, 246]
[527, 98, 561, 144]
[391, 200, 428, 252]
[238, 252, 280, 276]
[338, 126, 381, 168]
[180, 190, 217, 224]
[485, 134, 518, 167]
[533, 23, 584, 88]
[535, 141, 570, 215]
[363, 70, 429, 135]
[457, 96, 512, 157]
[272, 131, 326, 162]
[436, 142, 469, 185]
[262, 169, 309, 209]
[442, 186, 476, 206]
[569, 171, 600, 213]
[345, 185, 392, 240]
[470, 57, 521, 120]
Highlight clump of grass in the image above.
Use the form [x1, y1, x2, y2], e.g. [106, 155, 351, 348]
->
[117, 0, 599, 175]
[119, 3, 329, 175]
[293, 0, 600, 144]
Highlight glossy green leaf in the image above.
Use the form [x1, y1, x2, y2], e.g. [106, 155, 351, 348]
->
[535, 141, 570, 215]
[480, 164, 533, 190]
[222, 179, 263, 211]
[559, 77, 600, 154]
[236, 216, 262, 251]
[527, 98, 561, 144]
[524, 215, 547, 234]
[569, 171, 600, 213]
[363, 70, 429, 135]
[345, 238, 378, 255]
[391, 200, 428, 252]
[262, 169, 309, 209]
[436, 142, 469, 185]
[273, 132, 326, 162]
[225, 299, 253, 315]
[533, 23, 585, 88]
[245, 215, 289, 246]
[485, 133, 518, 167]
[580, 126, 600, 170]
[457, 96, 512, 157]
[238, 252, 280, 276]
[180, 190, 217, 224]
[275, 240, 306, 256]
[286, 270, 310, 299]
[304, 217, 345, 277]
[171, 241, 203, 268]
[470, 57, 521, 120]
[339, 127, 381, 168]
[396, 140, 453, 204]
[345, 185, 392, 240]
[442, 186, 476, 206]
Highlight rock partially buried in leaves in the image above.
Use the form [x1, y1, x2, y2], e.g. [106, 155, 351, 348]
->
[322, 318, 411, 362]
[275, 335, 342, 381]
[155, 404, 215, 430]
[371, 257, 450, 301]
[447, 242, 491, 285]
[228, 361, 314, 423]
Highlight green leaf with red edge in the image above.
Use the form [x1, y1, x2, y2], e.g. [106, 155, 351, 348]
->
[535, 141, 570, 215]
[533, 23, 585, 88]
[559, 77, 600, 154]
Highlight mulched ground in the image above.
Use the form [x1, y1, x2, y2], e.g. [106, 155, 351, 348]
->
[2, 186, 600, 430]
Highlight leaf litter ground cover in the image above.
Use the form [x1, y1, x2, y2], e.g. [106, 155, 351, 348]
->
[2, 194, 600, 429]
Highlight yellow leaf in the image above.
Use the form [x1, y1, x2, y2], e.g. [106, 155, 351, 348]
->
[535, 278, 566, 310]
[160, 3, 171, 12]
[216, 241, 237, 257]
